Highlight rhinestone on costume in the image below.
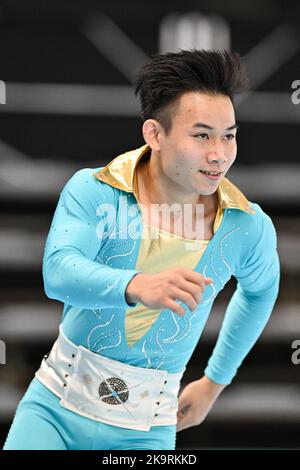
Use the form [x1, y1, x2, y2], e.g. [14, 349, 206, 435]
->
[82, 374, 92, 384]
[98, 377, 129, 405]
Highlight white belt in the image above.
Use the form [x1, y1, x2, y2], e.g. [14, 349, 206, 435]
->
[35, 325, 184, 431]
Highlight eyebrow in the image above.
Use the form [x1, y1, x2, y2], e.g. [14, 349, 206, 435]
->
[192, 123, 239, 131]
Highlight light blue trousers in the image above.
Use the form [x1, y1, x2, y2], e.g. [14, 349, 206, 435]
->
[3, 378, 177, 450]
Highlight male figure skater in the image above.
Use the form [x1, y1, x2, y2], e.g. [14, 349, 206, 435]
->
[4, 50, 280, 450]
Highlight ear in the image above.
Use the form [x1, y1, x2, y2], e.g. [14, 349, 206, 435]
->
[142, 119, 163, 151]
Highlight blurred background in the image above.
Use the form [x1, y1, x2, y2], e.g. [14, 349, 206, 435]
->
[0, 0, 300, 450]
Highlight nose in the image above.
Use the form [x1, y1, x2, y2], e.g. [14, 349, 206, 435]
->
[207, 140, 227, 164]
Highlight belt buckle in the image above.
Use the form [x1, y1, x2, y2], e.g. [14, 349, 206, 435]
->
[98, 376, 129, 405]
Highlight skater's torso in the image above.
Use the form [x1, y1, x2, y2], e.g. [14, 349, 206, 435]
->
[58, 145, 260, 374]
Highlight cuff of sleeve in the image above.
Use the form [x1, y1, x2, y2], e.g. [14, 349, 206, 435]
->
[204, 365, 235, 386]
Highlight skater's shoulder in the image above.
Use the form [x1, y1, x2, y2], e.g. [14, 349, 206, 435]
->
[62, 167, 116, 204]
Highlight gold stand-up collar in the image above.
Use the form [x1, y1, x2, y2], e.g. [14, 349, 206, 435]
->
[93, 144, 255, 214]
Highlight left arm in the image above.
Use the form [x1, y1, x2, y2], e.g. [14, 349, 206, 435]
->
[204, 209, 280, 385]
[177, 208, 280, 431]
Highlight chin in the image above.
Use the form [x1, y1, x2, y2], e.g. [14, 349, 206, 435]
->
[197, 188, 215, 197]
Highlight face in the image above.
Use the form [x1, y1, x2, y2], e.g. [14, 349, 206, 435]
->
[156, 92, 238, 196]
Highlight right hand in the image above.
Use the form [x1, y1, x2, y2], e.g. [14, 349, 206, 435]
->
[125, 268, 213, 316]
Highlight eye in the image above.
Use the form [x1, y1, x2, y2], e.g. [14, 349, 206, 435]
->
[224, 133, 236, 141]
[194, 133, 209, 140]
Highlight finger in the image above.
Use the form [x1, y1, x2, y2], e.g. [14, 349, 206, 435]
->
[172, 289, 198, 312]
[178, 395, 190, 412]
[177, 403, 190, 419]
[176, 408, 186, 426]
[177, 391, 190, 413]
[181, 270, 212, 289]
[165, 299, 185, 316]
[176, 279, 203, 304]
[176, 409, 192, 432]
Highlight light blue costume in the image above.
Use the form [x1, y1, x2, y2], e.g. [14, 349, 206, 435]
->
[4, 145, 280, 450]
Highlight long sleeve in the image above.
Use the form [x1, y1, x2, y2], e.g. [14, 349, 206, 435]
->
[42, 169, 140, 310]
[204, 208, 280, 385]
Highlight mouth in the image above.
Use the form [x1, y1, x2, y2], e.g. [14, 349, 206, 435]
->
[198, 169, 224, 180]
